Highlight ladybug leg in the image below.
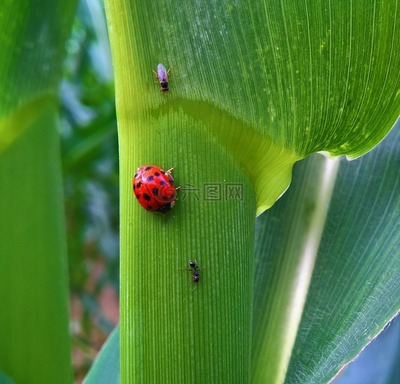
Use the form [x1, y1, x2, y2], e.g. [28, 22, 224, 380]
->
[166, 167, 176, 174]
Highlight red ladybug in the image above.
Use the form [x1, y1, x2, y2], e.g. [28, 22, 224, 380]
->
[133, 165, 178, 213]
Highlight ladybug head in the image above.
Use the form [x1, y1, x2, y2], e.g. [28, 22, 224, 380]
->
[156, 184, 177, 203]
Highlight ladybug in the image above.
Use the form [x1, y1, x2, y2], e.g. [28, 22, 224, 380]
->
[133, 165, 178, 212]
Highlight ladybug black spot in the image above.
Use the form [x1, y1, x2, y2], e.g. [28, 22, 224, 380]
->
[134, 173, 138, 178]
[145, 166, 152, 171]
[147, 176, 154, 181]
[169, 180, 174, 185]
[143, 193, 151, 201]
[136, 182, 142, 188]
[154, 172, 160, 177]
[152, 187, 159, 196]
[135, 194, 140, 199]
[160, 180, 167, 185]
[147, 205, 152, 209]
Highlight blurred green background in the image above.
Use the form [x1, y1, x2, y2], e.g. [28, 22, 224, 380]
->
[61, 0, 118, 380]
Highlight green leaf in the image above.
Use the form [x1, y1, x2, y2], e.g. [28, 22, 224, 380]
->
[0, 0, 77, 382]
[84, 326, 120, 384]
[252, 123, 400, 383]
[287, 124, 400, 383]
[105, 0, 400, 214]
[0, 0, 77, 147]
[252, 152, 338, 383]
[0, 108, 73, 384]
[103, 0, 400, 382]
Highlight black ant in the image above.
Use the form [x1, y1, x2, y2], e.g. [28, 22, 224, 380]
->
[180, 260, 201, 288]
[188, 260, 201, 284]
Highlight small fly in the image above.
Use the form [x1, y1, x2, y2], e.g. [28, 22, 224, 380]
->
[153, 63, 170, 92]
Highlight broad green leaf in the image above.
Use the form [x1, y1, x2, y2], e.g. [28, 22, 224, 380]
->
[252, 153, 339, 383]
[84, 325, 120, 384]
[252, 123, 400, 383]
[0, 0, 77, 382]
[0, 109, 73, 384]
[105, 0, 400, 214]
[0, 0, 77, 149]
[104, 0, 400, 382]
[286, 124, 400, 383]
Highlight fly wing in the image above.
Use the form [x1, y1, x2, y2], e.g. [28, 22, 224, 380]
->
[157, 63, 168, 81]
